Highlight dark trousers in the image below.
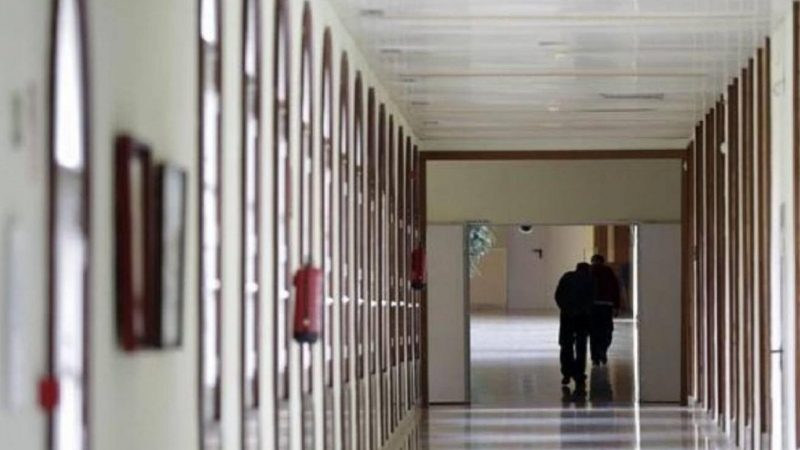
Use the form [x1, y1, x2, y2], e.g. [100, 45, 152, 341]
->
[590, 305, 614, 362]
[559, 313, 589, 383]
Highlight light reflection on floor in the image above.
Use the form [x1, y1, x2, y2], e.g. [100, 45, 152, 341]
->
[384, 312, 734, 450]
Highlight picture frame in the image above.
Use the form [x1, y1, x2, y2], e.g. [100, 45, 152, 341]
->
[153, 163, 187, 348]
[114, 135, 154, 351]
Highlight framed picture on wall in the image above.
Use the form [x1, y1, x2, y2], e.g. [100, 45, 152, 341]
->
[115, 135, 154, 351]
[153, 163, 188, 348]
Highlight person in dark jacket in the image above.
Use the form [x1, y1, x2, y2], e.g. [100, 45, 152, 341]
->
[590, 254, 621, 366]
[555, 262, 595, 391]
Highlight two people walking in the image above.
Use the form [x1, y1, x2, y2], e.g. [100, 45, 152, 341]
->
[555, 254, 621, 393]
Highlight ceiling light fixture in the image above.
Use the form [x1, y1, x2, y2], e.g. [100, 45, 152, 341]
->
[578, 107, 657, 113]
[538, 41, 568, 47]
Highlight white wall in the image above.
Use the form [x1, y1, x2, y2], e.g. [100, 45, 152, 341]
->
[427, 225, 469, 404]
[506, 226, 594, 312]
[427, 160, 683, 225]
[469, 249, 508, 310]
[0, 0, 419, 449]
[0, 1, 49, 448]
[769, 5, 795, 448]
[637, 224, 682, 403]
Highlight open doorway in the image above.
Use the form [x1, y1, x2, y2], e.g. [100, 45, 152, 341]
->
[467, 224, 636, 407]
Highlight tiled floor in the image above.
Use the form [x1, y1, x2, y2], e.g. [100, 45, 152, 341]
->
[386, 312, 734, 450]
[469, 312, 634, 407]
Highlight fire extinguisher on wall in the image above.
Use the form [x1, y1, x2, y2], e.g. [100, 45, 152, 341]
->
[293, 264, 323, 344]
[411, 246, 427, 291]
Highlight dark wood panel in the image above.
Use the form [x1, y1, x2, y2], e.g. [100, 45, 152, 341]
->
[760, 38, 773, 436]
[728, 78, 741, 440]
[613, 226, 630, 264]
[594, 226, 608, 258]
[715, 99, 726, 419]
[793, 3, 800, 442]
[681, 144, 691, 407]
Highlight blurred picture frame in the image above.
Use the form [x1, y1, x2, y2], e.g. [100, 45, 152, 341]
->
[114, 135, 153, 351]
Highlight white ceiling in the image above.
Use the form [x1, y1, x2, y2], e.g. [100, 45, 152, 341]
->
[330, 0, 775, 145]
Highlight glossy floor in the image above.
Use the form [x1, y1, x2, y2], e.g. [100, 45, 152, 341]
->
[385, 312, 733, 449]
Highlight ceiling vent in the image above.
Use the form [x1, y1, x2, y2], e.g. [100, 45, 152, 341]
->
[600, 93, 665, 101]
[380, 48, 403, 56]
[411, 100, 430, 107]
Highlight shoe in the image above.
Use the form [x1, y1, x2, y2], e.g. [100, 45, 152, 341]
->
[561, 376, 571, 385]
[600, 356, 608, 366]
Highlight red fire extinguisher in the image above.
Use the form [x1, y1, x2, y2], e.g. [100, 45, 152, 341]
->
[293, 264, 323, 343]
[411, 246, 427, 291]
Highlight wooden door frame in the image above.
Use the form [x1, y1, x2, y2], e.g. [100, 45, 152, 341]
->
[418, 149, 690, 406]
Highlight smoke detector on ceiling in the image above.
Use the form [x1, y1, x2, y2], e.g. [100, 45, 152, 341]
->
[519, 225, 534, 235]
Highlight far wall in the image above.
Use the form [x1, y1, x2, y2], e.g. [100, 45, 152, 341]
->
[470, 225, 594, 312]
[427, 159, 682, 225]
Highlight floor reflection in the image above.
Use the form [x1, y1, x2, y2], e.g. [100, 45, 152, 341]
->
[381, 312, 734, 450]
[383, 406, 734, 450]
[469, 312, 634, 407]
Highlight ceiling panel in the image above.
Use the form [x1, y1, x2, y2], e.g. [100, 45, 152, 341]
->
[331, 0, 774, 143]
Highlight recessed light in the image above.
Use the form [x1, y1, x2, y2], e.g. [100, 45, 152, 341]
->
[547, 105, 560, 112]
[360, 9, 385, 18]
[538, 41, 568, 47]
[554, 53, 569, 60]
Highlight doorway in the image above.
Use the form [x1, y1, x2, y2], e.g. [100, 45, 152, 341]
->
[467, 224, 636, 407]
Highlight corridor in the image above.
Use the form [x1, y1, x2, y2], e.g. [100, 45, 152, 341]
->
[3, 0, 797, 448]
[388, 313, 734, 449]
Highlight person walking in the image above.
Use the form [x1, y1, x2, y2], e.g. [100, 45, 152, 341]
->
[590, 254, 621, 366]
[554, 262, 595, 392]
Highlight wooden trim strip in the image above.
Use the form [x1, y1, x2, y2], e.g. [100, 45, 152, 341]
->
[760, 38, 772, 435]
[794, 2, 800, 443]
[681, 144, 690, 407]
[422, 149, 685, 161]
